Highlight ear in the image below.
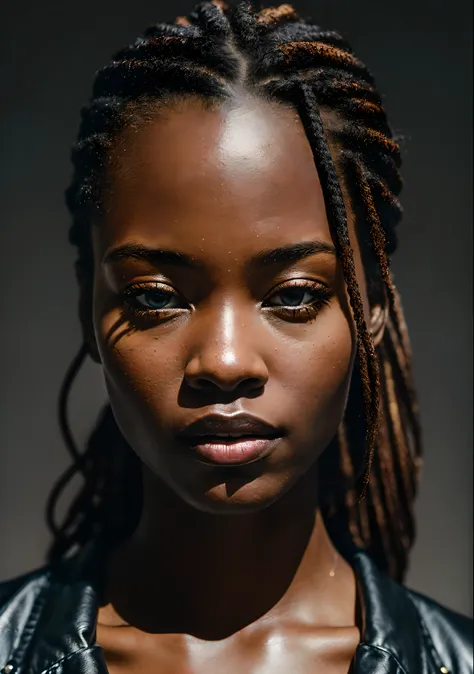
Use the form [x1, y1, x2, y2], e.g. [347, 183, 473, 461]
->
[76, 262, 101, 364]
[369, 302, 388, 348]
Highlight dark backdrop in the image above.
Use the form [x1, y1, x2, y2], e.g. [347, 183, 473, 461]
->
[0, 0, 472, 616]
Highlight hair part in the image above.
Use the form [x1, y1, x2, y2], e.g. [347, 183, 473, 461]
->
[48, 0, 422, 581]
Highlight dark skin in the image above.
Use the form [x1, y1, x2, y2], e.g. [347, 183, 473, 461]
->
[82, 95, 383, 673]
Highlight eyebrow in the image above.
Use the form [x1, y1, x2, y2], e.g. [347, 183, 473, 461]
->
[102, 240, 336, 269]
[251, 240, 336, 266]
[103, 243, 201, 269]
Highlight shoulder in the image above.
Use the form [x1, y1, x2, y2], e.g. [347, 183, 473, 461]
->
[349, 547, 472, 673]
[0, 565, 51, 610]
[0, 540, 104, 615]
[406, 586, 473, 672]
[0, 566, 54, 623]
[0, 565, 53, 668]
[0, 541, 106, 673]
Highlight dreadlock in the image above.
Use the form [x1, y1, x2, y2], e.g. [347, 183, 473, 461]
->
[46, 0, 422, 582]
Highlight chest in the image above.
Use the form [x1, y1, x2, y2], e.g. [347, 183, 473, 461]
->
[96, 623, 360, 674]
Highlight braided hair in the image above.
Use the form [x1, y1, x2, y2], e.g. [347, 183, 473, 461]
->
[46, 1, 422, 582]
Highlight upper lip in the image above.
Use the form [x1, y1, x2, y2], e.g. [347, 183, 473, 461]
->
[177, 413, 282, 439]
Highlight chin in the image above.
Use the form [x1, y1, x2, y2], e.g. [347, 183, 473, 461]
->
[175, 467, 296, 515]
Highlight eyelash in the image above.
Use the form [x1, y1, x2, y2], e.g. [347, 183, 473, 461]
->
[263, 279, 332, 321]
[122, 280, 332, 322]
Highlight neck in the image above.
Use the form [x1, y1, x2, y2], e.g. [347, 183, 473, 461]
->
[101, 463, 356, 639]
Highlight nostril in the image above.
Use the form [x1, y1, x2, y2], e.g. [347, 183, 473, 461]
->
[187, 374, 266, 394]
[193, 378, 217, 390]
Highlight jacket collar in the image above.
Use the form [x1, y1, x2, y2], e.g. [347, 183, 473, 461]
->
[27, 538, 426, 673]
[24, 539, 109, 673]
[350, 550, 425, 672]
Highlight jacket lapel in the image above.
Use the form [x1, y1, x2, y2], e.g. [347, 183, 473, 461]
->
[351, 550, 431, 673]
[24, 540, 108, 674]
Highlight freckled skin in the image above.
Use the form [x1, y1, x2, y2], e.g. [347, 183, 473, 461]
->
[89, 97, 372, 673]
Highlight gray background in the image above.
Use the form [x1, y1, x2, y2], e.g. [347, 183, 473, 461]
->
[0, 1, 472, 616]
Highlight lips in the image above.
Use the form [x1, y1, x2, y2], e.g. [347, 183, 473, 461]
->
[176, 413, 284, 466]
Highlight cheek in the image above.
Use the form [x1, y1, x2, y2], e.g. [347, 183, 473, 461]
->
[97, 330, 187, 479]
[99, 332, 181, 413]
[93, 292, 184, 440]
[276, 306, 355, 446]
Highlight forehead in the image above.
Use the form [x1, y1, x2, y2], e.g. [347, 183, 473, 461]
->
[98, 96, 333, 257]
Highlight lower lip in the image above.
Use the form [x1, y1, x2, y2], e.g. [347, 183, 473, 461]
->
[185, 436, 282, 466]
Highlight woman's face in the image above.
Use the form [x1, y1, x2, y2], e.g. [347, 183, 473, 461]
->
[88, 95, 369, 513]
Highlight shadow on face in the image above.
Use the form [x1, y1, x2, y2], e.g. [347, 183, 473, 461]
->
[86, 95, 367, 514]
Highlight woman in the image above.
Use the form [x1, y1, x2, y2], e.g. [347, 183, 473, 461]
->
[0, 2, 471, 672]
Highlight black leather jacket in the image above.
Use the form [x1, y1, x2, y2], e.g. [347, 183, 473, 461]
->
[0, 539, 472, 674]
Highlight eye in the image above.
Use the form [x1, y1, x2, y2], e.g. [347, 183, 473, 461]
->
[263, 280, 332, 322]
[123, 283, 185, 313]
[134, 289, 179, 310]
[268, 286, 318, 307]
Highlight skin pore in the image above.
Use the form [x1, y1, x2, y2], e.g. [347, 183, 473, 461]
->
[88, 95, 378, 673]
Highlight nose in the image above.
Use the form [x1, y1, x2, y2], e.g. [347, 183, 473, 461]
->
[184, 302, 269, 394]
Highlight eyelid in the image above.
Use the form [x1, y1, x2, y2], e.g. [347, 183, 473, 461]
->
[276, 278, 327, 288]
[262, 278, 328, 300]
[122, 280, 181, 297]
